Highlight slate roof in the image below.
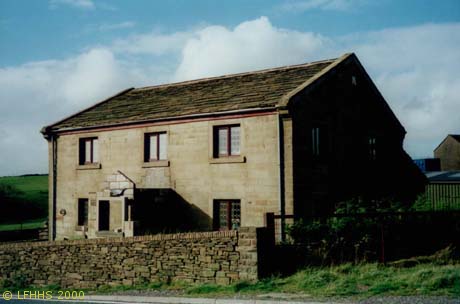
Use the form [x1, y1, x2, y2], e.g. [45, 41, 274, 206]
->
[44, 56, 346, 133]
[425, 171, 460, 183]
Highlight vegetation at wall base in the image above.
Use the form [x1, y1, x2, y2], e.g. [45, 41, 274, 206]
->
[1, 261, 459, 298]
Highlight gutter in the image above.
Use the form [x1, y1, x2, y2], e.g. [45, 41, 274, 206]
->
[42, 107, 277, 137]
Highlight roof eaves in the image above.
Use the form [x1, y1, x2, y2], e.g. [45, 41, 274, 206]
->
[277, 53, 354, 108]
[40, 87, 135, 137]
[49, 106, 278, 134]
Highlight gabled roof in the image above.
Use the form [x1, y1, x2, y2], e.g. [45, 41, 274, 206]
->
[42, 54, 354, 134]
[434, 134, 460, 152]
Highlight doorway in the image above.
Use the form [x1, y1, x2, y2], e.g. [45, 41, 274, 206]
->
[98, 200, 110, 231]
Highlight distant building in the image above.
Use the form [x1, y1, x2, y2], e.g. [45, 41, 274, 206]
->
[413, 158, 441, 172]
[434, 135, 460, 171]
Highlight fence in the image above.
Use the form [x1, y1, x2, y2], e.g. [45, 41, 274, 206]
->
[426, 183, 460, 210]
[0, 222, 48, 243]
[266, 211, 460, 264]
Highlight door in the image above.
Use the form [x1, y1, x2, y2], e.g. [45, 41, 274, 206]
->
[98, 200, 110, 231]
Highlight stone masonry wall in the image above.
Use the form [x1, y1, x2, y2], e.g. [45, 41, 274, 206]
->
[0, 228, 260, 289]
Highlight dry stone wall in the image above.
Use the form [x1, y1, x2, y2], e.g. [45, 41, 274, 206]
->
[0, 228, 261, 289]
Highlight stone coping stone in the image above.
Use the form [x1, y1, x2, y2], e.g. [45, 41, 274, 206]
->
[0, 230, 238, 249]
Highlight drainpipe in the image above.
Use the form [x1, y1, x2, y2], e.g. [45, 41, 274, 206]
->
[51, 134, 58, 241]
[277, 112, 286, 242]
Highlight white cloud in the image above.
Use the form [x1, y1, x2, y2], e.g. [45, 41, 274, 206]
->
[174, 17, 331, 80]
[111, 30, 193, 56]
[1, 17, 459, 175]
[49, 0, 95, 10]
[0, 48, 157, 175]
[344, 23, 460, 158]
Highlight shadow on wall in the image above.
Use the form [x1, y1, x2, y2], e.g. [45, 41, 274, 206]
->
[132, 189, 212, 235]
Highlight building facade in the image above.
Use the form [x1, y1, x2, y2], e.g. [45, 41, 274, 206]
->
[434, 135, 460, 171]
[42, 53, 426, 240]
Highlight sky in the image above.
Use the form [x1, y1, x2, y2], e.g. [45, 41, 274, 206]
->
[0, 0, 459, 176]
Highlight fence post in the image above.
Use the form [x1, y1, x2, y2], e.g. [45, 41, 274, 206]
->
[380, 216, 385, 265]
[265, 212, 275, 240]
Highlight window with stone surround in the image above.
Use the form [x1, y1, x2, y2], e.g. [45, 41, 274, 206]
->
[311, 125, 328, 158]
[77, 198, 88, 226]
[213, 200, 241, 230]
[79, 137, 99, 165]
[368, 136, 377, 161]
[144, 132, 167, 162]
[213, 124, 240, 157]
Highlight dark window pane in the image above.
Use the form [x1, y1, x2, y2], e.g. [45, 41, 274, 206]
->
[78, 198, 88, 226]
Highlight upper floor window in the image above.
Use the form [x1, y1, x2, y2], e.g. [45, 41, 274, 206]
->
[312, 127, 320, 156]
[368, 136, 377, 160]
[144, 132, 167, 162]
[214, 125, 240, 157]
[311, 126, 328, 158]
[79, 137, 98, 165]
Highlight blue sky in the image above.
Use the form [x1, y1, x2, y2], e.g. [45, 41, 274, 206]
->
[1, 0, 460, 175]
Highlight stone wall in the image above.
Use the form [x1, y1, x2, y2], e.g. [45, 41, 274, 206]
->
[0, 228, 261, 289]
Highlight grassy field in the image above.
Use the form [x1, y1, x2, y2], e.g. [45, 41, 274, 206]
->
[0, 174, 48, 203]
[0, 174, 48, 230]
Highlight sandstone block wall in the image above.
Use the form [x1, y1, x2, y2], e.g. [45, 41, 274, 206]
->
[51, 113, 282, 239]
[0, 228, 261, 289]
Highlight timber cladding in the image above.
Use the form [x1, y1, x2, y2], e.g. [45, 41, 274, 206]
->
[0, 228, 260, 288]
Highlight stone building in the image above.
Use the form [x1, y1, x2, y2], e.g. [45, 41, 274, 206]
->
[41, 53, 426, 240]
[434, 135, 460, 171]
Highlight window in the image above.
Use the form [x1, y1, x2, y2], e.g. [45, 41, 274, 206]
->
[311, 126, 328, 157]
[214, 125, 240, 157]
[77, 198, 88, 226]
[79, 137, 98, 165]
[368, 136, 377, 160]
[213, 200, 241, 230]
[144, 132, 167, 162]
[312, 127, 320, 156]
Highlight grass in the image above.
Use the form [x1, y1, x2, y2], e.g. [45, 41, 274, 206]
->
[0, 174, 48, 230]
[0, 174, 48, 207]
[183, 263, 460, 298]
[5, 262, 455, 299]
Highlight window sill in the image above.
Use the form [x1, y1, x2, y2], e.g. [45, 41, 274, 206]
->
[209, 156, 246, 164]
[142, 160, 170, 168]
[76, 163, 101, 170]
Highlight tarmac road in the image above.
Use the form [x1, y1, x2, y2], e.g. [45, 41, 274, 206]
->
[0, 295, 459, 304]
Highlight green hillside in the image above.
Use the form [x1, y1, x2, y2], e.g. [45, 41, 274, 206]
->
[0, 175, 48, 230]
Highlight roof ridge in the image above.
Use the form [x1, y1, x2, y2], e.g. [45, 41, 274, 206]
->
[278, 53, 354, 108]
[134, 58, 337, 92]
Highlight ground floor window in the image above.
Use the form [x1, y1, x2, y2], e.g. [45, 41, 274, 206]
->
[213, 200, 241, 230]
